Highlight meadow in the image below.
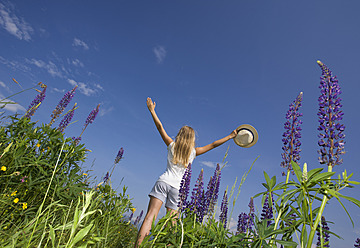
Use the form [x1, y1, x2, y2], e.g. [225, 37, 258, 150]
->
[1, 61, 360, 247]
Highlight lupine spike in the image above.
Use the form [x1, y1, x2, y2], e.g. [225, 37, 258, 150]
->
[58, 103, 77, 132]
[219, 189, 228, 228]
[204, 164, 221, 217]
[188, 169, 205, 221]
[354, 238, 360, 248]
[178, 163, 192, 212]
[237, 212, 249, 233]
[114, 147, 124, 164]
[50, 86, 77, 125]
[280, 92, 303, 175]
[316, 216, 330, 247]
[317, 61, 345, 168]
[260, 193, 274, 226]
[26, 83, 47, 118]
[247, 197, 255, 231]
[80, 103, 100, 137]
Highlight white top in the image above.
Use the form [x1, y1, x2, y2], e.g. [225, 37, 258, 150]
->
[157, 142, 196, 190]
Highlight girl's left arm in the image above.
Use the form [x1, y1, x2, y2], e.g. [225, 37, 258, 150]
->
[147, 97, 173, 146]
[195, 130, 237, 156]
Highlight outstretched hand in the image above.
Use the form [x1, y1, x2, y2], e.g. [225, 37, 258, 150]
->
[147, 97, 156, 112]
[229, 129, 237, 139]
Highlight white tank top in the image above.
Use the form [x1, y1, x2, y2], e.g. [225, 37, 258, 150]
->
[157, 142, 196, 189]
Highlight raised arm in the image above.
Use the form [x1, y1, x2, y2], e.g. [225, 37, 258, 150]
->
[195, 129, 237, 156]
[147, 97, 173, 146]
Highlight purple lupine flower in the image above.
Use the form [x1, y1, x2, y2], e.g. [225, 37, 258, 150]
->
[72, 136, 81, 146]
[354, 238, 360, 248]
[178, 163, 192, 212]
[188, 169, 206, 221]
[128, 212, 133, 222]
[316, 216, 330, 247]
[26, 83, 47, 118]
[114, 147, 124, 164]
[247, 197, 255, 231]
[79, 103, 100, 137]
[280, 92, 303, 175]
[219, 190, 228, 228]
[103, 172, 109, 183]
[204, 164, 221, 216]
[237, 212, 249, 233]
[58, 103, 77, 132]
[285, 213, 297, 227]
[261, 193, 274, 226]
[134, 210, 144, 225]
[317, 61, 345, 167]
[49, 86, 77, 125]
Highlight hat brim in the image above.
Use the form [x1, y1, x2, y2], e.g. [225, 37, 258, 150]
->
[234, 124, 259, 148]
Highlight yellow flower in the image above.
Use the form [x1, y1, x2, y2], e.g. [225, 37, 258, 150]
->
[131, 208, 136, 213]
[22, 202, 27, 210]
[1, 166, 6, 171]
[36, 143, 40, 148]
[13, 198, 19, 203]
[10, 191, 17, 196]
[83, 173, 88, 176]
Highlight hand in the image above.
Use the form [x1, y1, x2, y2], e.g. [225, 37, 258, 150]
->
[229, 129, 237, 139]
[147, 97, 156, 112]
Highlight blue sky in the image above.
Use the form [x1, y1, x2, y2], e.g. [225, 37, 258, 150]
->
[1, 1, 360, 246]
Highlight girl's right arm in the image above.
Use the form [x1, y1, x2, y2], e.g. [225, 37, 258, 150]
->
[147, 97, 173, 146]
[195, 130, 237, 156]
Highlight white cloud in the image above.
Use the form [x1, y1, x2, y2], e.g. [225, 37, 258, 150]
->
[200, 161, 218, 168]
[99, 106, 114, 117]
[153, 45, 166, 63]
[0, 81, 10, 91]
[0, 93, 26, 112]
[0, 55, 32, 74]
[71, 58, 84, 68]
[27, 58, 63, 78]
[52, 88, 65, 93]
[73, 38, 89, 50]
[67, 79, 97, 96]
[94, 83, 104, 91]
[0, 3, 33, 41]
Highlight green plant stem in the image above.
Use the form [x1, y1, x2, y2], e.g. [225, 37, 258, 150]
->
[306, 165, 332, 248]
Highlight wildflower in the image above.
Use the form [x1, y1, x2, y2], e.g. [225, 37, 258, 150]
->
[26, 84, 47, 118]
[281, 92, 303, 175]
[131, 208, 136, 213]
[188, 169, 205, 221]
[178, 163, 192, 212]
[1, 166, 6, 171]
[114, 147, 124, 164]
[49, 86, 77, 125]
[134, 210, 144, 225]
[22, 202, 27, 210]
[261, 193, 273, 226]
[129, 212, 134, 222]
[247, 197, 255, 231]
[10, 191, 17, 196]
[103, 172, 110, 183]
[79, 104, 100, 137]
[219, 190, 228, 228]
[12, 78, 20, 85]
[204, 164, 221, 216]
[58, 103, 77, 132]
[316, 216, 330, 247]
[36, 143, 40, 148]
[13, 198, 19, 203]
[72, 136, 81, 146]
[237, 213, 249, 233]
[20, 176, 28, 183]
[83, 173, 88, 176]
[354, 238, 360, 248]
[317, 61, 345, 168]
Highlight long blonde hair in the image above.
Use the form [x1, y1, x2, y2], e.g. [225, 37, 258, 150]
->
[172, 126, 195, 168]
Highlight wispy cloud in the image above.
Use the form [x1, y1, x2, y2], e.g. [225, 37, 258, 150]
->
[70, 58, 84, 68]
[0, 3, 33, 41]
[200, 161, 218, 168]
[67, 79, 98, 96]
[0, 55, 32, 74]
[0, 93, 26, 112]
[73, 38, 89, 50]
[153, 45, 166, 63]
[0, 81, 10, 92]
[99, 106, 114, 117]
[52, 88, 65, 93]
[26, 58, 64, 78]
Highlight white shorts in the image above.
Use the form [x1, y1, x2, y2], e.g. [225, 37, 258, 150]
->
[149, 181, 179, 210]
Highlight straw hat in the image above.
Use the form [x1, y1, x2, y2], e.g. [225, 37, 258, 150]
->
[233, 124, 258, 148]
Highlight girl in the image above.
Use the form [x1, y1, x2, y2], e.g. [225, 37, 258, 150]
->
[135, 98, 237, 247]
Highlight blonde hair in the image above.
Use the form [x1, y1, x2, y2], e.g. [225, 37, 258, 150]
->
[172, 126, 195, 168]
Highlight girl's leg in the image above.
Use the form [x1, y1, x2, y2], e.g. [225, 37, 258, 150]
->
[134, 196, 163, 248]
